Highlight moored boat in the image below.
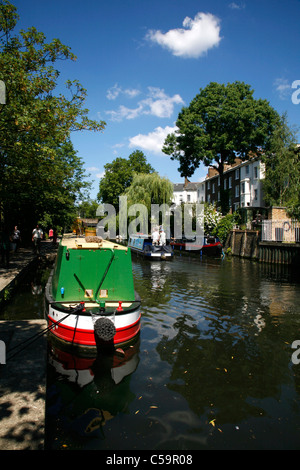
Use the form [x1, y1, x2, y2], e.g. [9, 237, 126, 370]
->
[128, 234, 173, 260]
[45, 235, 141, 352]
[170, 235, 223, 256]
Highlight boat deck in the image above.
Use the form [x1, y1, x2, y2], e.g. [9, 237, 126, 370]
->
[61, 235, 128, 251]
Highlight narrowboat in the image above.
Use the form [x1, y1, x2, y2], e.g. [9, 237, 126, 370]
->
[45, 235, 141, 353]
[128, 234, 173, 260]
[170, 235, 223, 256]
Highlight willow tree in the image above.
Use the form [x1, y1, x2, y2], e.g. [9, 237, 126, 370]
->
[163, 81, 280, 213]
[124, 172, 173, 234]
[0, 1, 105, 235]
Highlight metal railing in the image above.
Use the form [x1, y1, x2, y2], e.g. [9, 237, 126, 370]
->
[261, 220, 300, 242]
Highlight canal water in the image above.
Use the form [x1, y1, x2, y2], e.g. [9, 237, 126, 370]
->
[2, 254, 300, 450]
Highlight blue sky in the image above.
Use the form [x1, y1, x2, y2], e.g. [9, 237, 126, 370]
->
[11, 0, 300, 199]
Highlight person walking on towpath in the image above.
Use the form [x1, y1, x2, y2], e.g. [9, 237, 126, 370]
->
[12, 225, 21, 252]
[32, 224, 43, 255]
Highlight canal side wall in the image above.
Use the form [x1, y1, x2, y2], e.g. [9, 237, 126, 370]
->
[0, 240, 57, 450]
[225, 229, 300, 265]
[225, 229, 260, 260]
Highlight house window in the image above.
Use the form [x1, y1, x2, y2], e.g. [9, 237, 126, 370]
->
[254, 189, 258, 200]
[224, 179, 227, 190]
[217, 191, 220, 201]
[235, 168, 239, 179]
[241, 182, 245, 194]
[212, 183, 215, 194]
[254, 166, 258, 178]
[229, 176, 232, 188]
[207, 194, 210, 203]
[187, 194, 190, 202]
[218, 176, 220, 186]
[207, 181, 210, 190]
[246, 166, 249, 175]
[235, 185, 239, 197]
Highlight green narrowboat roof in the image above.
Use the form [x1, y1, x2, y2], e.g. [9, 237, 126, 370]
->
[51, 236, 135, 303]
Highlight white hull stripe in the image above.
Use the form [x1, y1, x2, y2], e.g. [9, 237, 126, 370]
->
[48, 306, 141, 331]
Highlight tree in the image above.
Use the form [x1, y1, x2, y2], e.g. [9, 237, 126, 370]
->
[0, 1, 105, 236]
[77, 198, 99, 219]
[124, 172, 174, 234]
[97, 150, 154, 205]
[262, 114, 300, 219]
[163, 81, 280, 213]
[124, 172, 173, 210]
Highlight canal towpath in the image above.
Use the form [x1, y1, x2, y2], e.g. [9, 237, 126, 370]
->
[0, 240, 57, 450]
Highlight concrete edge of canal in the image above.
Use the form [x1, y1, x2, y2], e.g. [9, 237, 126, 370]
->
[0, 241, 57, 450]
[0, 319, 47, 450]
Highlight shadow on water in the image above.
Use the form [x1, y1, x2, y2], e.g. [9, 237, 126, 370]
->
[0, 258, 52, 320]
[45, 337, 140, 450]
[2, 253, 300, 449]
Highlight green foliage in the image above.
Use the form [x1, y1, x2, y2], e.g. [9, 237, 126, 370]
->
[77, 199, 99, 218]
[194, 203, 239, 243]
[98, 150, 154, 205]
[124, 172, 173, 211]
[262, 114, 300, 220]
[212, 213, 237, 244]
[163, 81, 280, 213]
[203, 203, 222, 234]
[123, 172, 173, 233]
[0, 1, 105, 238]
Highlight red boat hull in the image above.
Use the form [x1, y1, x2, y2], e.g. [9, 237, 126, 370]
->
[47, 305, 141, 349]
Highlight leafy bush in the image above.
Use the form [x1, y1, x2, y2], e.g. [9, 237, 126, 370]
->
[212, 213, 237, 244]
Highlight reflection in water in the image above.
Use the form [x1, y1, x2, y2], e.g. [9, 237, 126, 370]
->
[45, 339, 140, 449]
[130, 256, 300, 450]
[2, 255, 300, 449]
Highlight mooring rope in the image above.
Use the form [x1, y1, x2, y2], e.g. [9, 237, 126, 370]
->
[6, 304, 84, 361]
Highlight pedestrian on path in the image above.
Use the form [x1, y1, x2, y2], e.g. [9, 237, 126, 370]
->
[32, 224, 43, 255]
[12, 225, 21, 252]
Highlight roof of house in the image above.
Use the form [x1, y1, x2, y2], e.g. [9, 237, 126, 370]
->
[173, 182, 202, 192]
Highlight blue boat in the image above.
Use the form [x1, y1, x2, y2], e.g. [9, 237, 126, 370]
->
[128, 234, 173, 260]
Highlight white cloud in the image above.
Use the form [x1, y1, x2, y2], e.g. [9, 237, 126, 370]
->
[274, 78, 292, 100]
[87, 167, 105, 179]
[129, 125, 177, 154]
[146, 12, 221, 58]
[106, 104, 144, 121]
[229, 2, 245, 9]
[106, 87, 184, 121]
[106, 83, 140, 100]
[87, 166, 100, 172]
